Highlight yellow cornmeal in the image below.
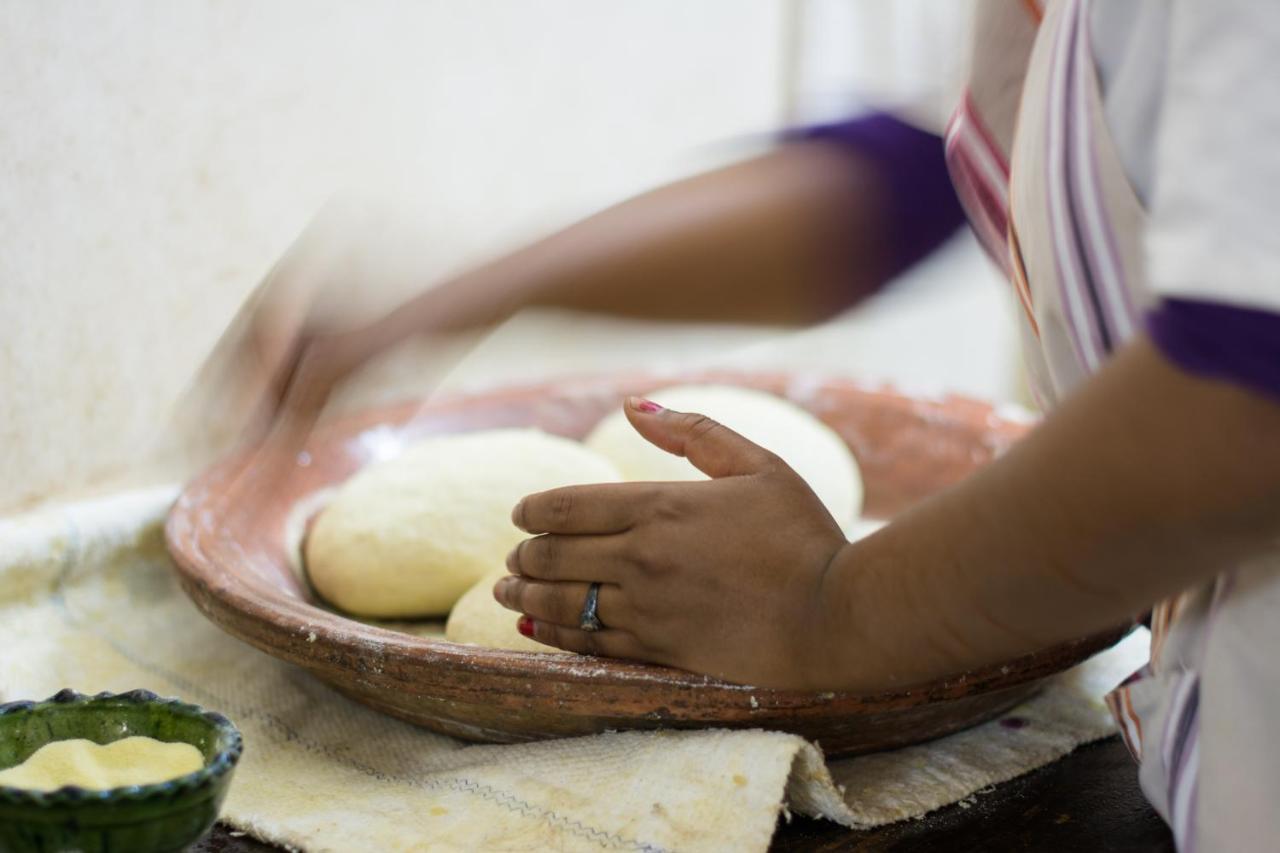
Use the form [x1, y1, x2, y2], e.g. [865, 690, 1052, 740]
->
[0, 736, 204, 792]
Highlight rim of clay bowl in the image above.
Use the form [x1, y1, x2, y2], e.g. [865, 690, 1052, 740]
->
[0, 688, 242, 808]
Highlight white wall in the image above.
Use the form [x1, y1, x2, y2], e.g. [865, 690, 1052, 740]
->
[0, 1, 787, 512]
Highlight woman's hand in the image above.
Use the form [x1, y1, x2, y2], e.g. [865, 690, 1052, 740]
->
[494, 397, 851, 689]
[237, 290, 387, 441]
[498, 339, 1280, 695]
[181, 201, 424, 452]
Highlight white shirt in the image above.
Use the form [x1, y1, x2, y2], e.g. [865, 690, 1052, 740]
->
[1093, 0, 1280, 312]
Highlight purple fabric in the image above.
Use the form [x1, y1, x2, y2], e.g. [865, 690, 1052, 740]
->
[1147, 298, 1280, 402]
[788, 112, 966, 288]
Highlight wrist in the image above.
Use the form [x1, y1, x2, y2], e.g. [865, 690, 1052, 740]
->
[800, 521, 973, 693]
[795, 536, 864, 691]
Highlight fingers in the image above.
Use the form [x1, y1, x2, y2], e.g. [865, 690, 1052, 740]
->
[522, 620, 647, 660]
[257, 333, 370, 453]
[622, 396, 779, 479]
[245, 338, 307, 442]
[506, 534, 634, 583]
[513, 483, 656, 535]
[493, 576, 632, 631]
[270, 344, 333, 435]
[494, 573, 658, 662]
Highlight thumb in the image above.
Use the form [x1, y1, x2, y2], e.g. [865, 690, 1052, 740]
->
[623, 396, 779, 479]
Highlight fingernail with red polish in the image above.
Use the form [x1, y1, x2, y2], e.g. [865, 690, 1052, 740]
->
[517, 615, 535, 637]
[629, 396, 663, 414]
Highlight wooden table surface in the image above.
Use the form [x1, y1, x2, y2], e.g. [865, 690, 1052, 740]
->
[196, 736, 1173, 851]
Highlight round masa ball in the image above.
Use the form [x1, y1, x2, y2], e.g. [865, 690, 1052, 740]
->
[584, 384, 863, 529]
[445, 570, 550, 653]
[305, 428, 620, 618]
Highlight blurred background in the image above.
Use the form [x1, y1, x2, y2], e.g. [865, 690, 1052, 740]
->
[0, 0, 1015, 515]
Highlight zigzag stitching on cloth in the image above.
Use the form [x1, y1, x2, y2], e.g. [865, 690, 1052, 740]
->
[45, 516, 665, 852]
[428, 777, 665, 852]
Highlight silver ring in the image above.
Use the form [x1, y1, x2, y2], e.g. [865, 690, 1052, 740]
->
[579, 582, 603, 632]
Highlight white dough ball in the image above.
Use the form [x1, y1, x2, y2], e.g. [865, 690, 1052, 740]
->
[445, 571, 551, 653]
[305, 428, 620, 618]
[584, 384, 863, 528]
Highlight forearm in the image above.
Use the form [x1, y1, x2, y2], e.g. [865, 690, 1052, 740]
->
[819, 336, 1280, 691]
[371, 143, 894, 344]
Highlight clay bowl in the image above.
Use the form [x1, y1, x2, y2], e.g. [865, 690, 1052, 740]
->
[166, 371, 1127, 757]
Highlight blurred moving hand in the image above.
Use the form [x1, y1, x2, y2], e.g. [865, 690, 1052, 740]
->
[175, 199, 424, 461]
[177, 142, 894, 465]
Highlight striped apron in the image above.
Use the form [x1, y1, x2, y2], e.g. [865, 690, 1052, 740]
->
[944, 1, 1280, 849]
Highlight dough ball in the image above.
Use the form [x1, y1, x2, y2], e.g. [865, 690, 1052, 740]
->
[445, 571, 550, 653]
[584, 384, 863, 528]
[305, 428, 620, 618]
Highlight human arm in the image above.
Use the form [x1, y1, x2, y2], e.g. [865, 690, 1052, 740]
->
[496, 335, 1280, 690]
[238, 143, 888, 425]
[379, 112, 964, 333]
[232, 114, 962, 429]
[812, 335, 1280, 689]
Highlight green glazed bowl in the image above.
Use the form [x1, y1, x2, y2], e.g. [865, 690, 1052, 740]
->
[0, 689, 242, 853]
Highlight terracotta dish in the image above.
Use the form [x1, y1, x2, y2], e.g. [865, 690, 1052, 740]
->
[166, 372, 1127, 757]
